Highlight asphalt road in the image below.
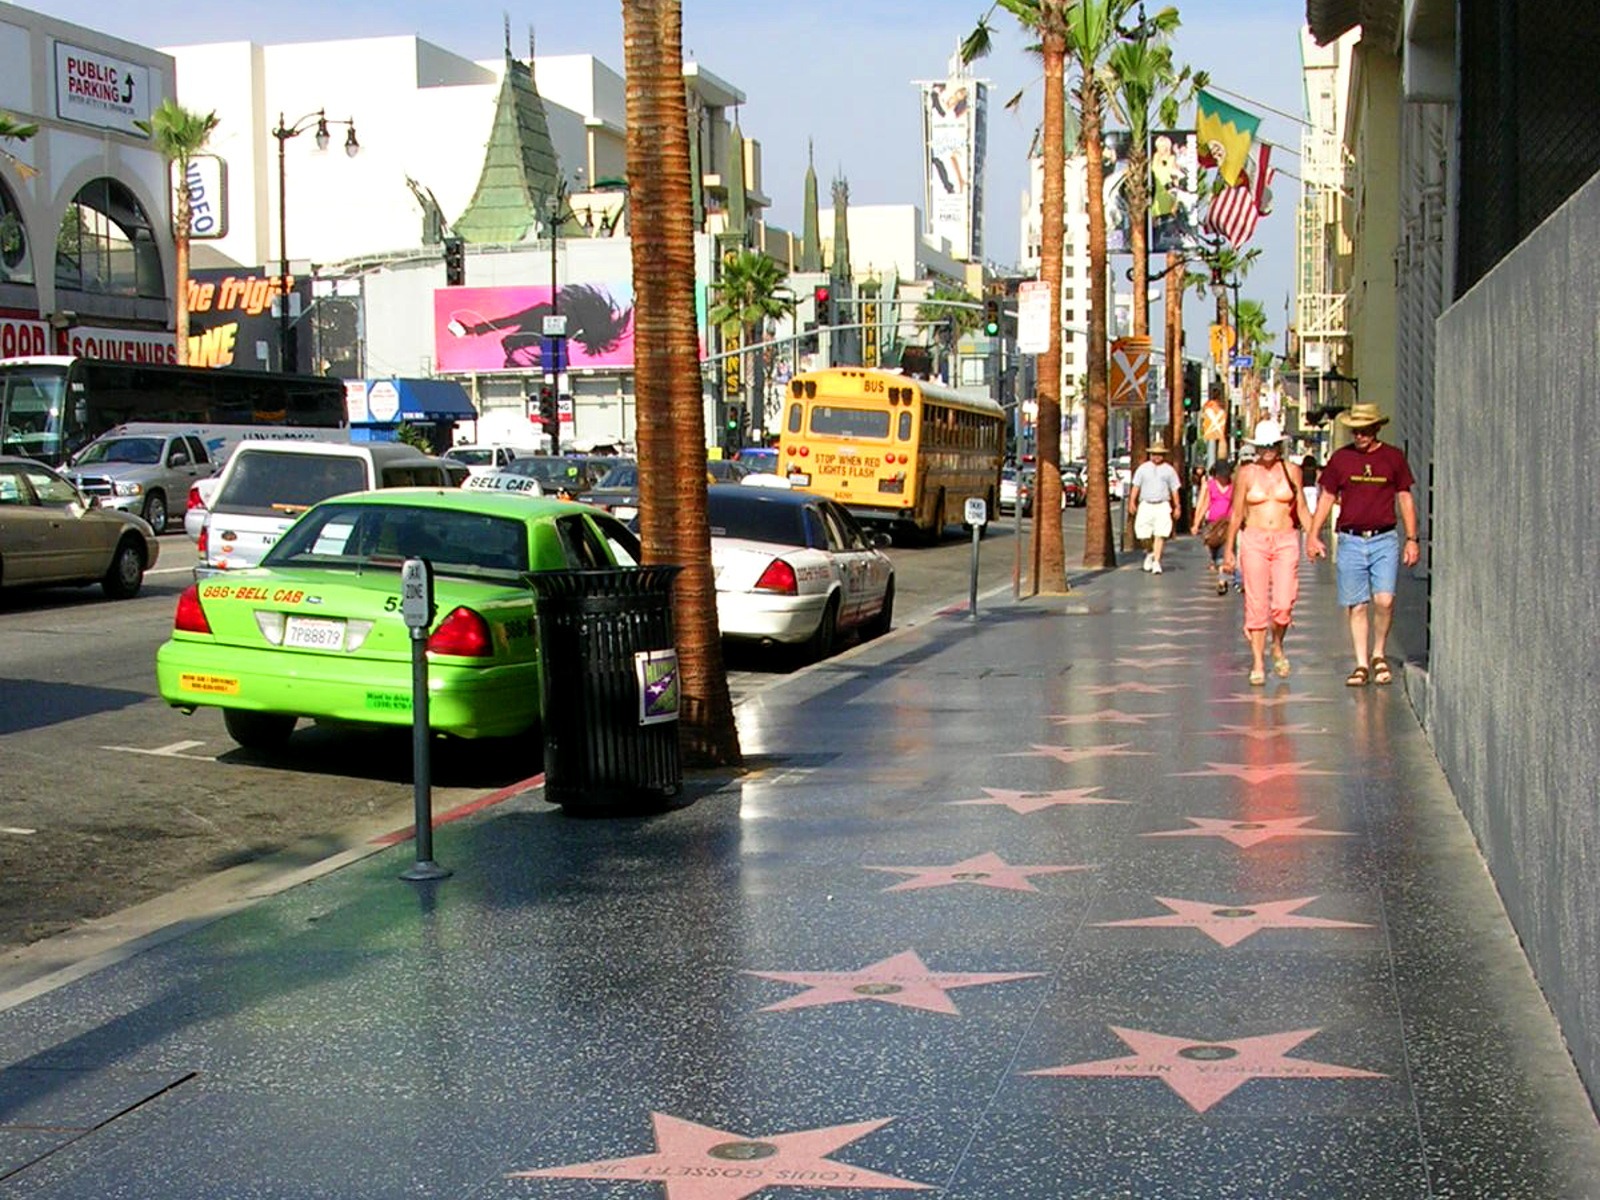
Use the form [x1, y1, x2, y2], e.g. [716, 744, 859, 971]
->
[0, 514, 1069, 954]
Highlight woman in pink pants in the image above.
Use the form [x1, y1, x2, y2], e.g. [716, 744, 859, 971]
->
[1221, 420, 1314, 685]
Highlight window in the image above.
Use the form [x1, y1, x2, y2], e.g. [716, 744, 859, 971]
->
[0, 178, 31, 285]
[555, 514, 611, 568]
[897, 412, 912, 440]
[787, 403, 802, 433]
[590, 514, 642, 565]
[808, 405, 890, 439]
[21, 466, 79, 506]
[54, 178, 164, 299]
[817, 503, 852, 552]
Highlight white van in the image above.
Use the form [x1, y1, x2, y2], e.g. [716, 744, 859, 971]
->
[442, 444, 536, 479]
[198, 442, 454, 574]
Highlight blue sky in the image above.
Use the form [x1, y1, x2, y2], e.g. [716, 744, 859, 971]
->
[46, 0, 1308, 344]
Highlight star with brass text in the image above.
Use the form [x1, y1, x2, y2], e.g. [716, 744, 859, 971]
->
[745, 949, 1041, 1014]
[1094, 895, 1372, 946]
[1144, 815, 1354, 847]
[1004, 742, 1151, 765]
[866, 851, 1094, 893]
[949, 786, 1129, 814]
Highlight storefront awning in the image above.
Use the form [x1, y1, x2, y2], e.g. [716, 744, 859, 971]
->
[351, 377, 478, 424]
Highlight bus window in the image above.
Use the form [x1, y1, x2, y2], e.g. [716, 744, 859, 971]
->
[809, 405, 890, 440]
[897, 412, 912, 440]
[787, 404, 802, 433]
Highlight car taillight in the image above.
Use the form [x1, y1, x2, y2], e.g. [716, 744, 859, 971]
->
[426, 606, 493, 657]
[186, 483, 205, 511]
[196, 525, 208, 557]
[753, 559, 798, 595]
[174, 585, 212, 633]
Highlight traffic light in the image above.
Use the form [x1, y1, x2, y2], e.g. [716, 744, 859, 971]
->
[1183, 361, 1202, 411]
[983, 298, 1001, 337]
[443, 237, 465, 287]
[813, 284, 833, 329]
[801, 322, 818, 353]
[724, 403, 745, 451]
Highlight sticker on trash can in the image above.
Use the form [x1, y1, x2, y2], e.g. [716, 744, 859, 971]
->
[635, 649, 681, 725]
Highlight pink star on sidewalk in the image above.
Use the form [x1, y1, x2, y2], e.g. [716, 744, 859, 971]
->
[1216, 693, 1334, 706]
[1047, 709, 1169, 726]
[1083, 682, 1183, 695]
[1112, 656, 1196, 669]
[509, 1112, 931, 1197]
[1144, 815, 1354, 847]
[745, 949, 1042, 1014]
[1205, 723, 1327, 740]
[1028, 1026, 1384, 1113]
[949, 786, 1129, 814]
[1172, 761, 1338, 784]
[866, 851, 1095, 893]
[1005, 742, 1152, 765]
[1094, 895, 1372, 946]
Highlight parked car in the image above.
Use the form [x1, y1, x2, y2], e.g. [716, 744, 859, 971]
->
[157, 489, 642, 750]
[705, 458, 750, 483]
[198, 442, 457, 574]
[1062, 465, 1087, 507]
[734, 446, 779, 474]
[0, 455, 159, 599]
[66, 430, 215, 533]
[706, 484, 894, 661]
[999, 465, 1022, 514]
[1017, 467, 1037, 516]
[441, 444, 534, 479]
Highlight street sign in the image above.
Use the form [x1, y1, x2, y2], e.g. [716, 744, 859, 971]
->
[542, 315, 568, 337]
[1231, 354, 1254, 369]
[400, 559, 435, 630]
[964, 497, 988, 526]
[1016, 281, 1050, 354]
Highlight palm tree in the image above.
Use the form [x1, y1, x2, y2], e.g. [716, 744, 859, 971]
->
[136, 100, 219, 367]
[0, 112, 38, 143]
[963, 2, 1073, 592]
[623, 0, 741, 767]
[915, 281, 982, 381]
[1234, 297, 1272, 428]
[707, 249, 789, 438]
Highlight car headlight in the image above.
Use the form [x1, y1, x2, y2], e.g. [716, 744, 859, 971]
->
[112, 481, 144, 497]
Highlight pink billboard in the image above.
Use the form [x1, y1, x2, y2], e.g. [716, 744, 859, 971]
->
[434, 283, 636, 372]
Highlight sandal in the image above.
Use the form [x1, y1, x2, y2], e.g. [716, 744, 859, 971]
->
[1345, 665, 1370, 687]
[1272, 653, 1291, 678]
[1371, 656, 1393, 685]
[1248, 668, 1267, 687]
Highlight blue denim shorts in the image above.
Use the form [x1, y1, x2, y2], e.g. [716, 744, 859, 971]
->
[1336, 529, 1400, 606]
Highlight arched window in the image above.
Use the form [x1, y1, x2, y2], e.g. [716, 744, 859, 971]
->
[0, 177, 29, 284]
[55, 177, 163, 299]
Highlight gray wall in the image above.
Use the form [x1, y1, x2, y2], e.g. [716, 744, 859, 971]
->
[1430, 171, 1600, 1103]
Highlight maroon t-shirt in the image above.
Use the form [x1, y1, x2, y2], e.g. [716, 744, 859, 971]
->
[1319, 442, 1415, 531]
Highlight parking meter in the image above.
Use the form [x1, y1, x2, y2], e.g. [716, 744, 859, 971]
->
[400, 559, 450, 881]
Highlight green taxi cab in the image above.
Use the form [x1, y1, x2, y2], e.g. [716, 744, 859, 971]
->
[156, 489, 642, 750]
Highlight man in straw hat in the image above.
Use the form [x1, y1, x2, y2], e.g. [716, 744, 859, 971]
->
[1128, 438, 1182, 574]
[1306, 403, 1419, 686]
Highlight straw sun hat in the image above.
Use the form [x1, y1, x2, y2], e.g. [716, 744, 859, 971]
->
[1336, 403, 1391, 429]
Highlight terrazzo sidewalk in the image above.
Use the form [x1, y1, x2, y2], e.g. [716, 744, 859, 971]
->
[2, 538, 1598, 1199]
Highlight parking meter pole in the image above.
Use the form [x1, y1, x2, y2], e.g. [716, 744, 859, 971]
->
[400, 560, 450, 882]
[964, 497, 987, 619]
[1012, 490, 1023, 600]
[969, 524, 981, 617]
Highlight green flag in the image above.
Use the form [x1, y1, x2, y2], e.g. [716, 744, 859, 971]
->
[1196, 90, 1261, 187]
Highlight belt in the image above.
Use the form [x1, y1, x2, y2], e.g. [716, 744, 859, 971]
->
[1338, 525, 1395, 538]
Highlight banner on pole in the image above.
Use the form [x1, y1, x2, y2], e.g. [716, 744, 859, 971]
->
[1109, 336, 1151, 408]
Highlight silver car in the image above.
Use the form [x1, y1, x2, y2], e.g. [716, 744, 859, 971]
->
[0, 456, 160, 599]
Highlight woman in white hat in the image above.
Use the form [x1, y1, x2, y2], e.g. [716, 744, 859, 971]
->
[1221, 419, 1314, 685]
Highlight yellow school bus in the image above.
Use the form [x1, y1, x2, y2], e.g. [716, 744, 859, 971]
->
[777, 368, 1005, 541]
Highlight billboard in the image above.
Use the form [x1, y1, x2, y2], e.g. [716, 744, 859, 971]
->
[54, 41, 151, 137]
[434, 283, 636, 373]
[921, 77, 987, 262]
[187, 269, 313, 372]
[1103, 130, 1203, 255]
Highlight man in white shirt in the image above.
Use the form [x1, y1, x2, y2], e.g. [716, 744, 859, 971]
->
[1128, 440, 1182, 574]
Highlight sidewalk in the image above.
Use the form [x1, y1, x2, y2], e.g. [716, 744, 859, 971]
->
[2, 538, 1598, 1199]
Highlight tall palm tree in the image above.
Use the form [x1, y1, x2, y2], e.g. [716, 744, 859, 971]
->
[963, 2, 1072, 592]
[624, 0, 741, 766]
[707, 249, 789, 438]
[1234, 297, 1272, 428]
[136, 101, 219, 367]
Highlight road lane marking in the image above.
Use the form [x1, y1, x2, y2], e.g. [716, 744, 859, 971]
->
[101, 740, 217, 761]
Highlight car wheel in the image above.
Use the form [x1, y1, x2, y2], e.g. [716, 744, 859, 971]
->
[142, 491, 167, 533]
[862, 577, 894, 639]
[100, 538, 145, 599]
[223, 709, 297, 751]
[805, 594, 840, 662]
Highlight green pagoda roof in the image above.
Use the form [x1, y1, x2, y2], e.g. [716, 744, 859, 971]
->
[453, 54, 562, 244]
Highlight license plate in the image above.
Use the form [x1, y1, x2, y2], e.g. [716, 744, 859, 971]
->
[283, 616, 346, 650]
[787, 472, 811, 486]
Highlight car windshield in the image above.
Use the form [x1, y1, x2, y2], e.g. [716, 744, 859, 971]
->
[706, 459, 747, 481]
[445, 448, 495, 466]
[74, 437, 163, 466]
[216, 451, 368, 515]
[706, 492, 807, 547]
[596, 463, 638, 488]
[506, 457, 589, 487]
[263, 502, 531, 575]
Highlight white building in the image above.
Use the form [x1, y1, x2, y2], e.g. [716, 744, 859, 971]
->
[1019, 148, 1094, 458]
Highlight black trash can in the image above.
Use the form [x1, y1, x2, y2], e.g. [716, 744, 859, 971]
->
[531, 566, 683, 811]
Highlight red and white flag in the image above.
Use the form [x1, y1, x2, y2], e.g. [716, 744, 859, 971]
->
[1205, 144, 1275, 248]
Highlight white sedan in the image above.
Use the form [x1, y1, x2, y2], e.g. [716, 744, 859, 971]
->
[706, 484, 894, 660]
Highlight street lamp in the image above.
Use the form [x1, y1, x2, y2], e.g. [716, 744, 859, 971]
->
[272, 109, 359, 372]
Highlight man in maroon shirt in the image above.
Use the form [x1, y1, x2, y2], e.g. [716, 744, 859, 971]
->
[1306, 403, 1419, 686]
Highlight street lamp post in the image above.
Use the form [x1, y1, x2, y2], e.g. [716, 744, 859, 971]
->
[271, 109, 359, 372]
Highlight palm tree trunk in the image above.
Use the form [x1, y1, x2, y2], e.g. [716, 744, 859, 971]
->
[1216, 291, 1232, 456]
[1081, 70, 1115, 567]
[1121, 138, 1150, 552]
[174, 177, 191, 366]
[625, 0, 740, 767]
[1165, 251, 1186, 520]
[1032, 25, 1068, 593]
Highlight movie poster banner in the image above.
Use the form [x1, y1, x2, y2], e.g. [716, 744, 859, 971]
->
[922, 78, 984, 261]
[434, 283, 637, 373]
[1102, 130, 1202, 255]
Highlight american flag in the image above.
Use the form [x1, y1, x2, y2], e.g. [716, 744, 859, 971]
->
[1205, 144, 1275, 248]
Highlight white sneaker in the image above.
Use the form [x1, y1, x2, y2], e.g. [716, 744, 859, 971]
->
[1151, 561, 1163, 574]
[1143, 553, 1154, 572]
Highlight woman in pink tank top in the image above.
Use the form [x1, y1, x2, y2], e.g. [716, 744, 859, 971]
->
[1190, 461, 1234, 594]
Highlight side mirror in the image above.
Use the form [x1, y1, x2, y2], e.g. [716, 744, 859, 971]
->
[870, 532, 893, 550]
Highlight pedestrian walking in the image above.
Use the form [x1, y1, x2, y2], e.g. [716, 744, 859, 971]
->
[1129, 439, 1182, 575]
[1300, 454, 1321, 515]
[1190, 460, 1234, 594]
[1221, 420, 1313, 685]
[1305, 403, 1419, 686]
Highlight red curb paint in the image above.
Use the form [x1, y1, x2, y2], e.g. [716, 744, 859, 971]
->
[372, 773, 545, 846]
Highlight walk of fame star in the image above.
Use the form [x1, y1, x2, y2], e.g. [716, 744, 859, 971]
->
[1027, 1026, 1384, 1112]
[1094, 895, 1372, 946]
[1082, 681, 1183, 695]
[1047, 709, 1169, 726]
[1005, 743, 1151, 765]
[866, 851, 1094, 892]
[949, 786, 1129, 813]
[1215, 693, 1334, 706]
[510, 1112, 931, 1197]
[1143, 815, 1354, 847]
[1204, 723, 1327, 740]
[1112, 656, 1196, 668]
[745, 949, 1042, 1014]
[1173, 760, 1338, 784]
